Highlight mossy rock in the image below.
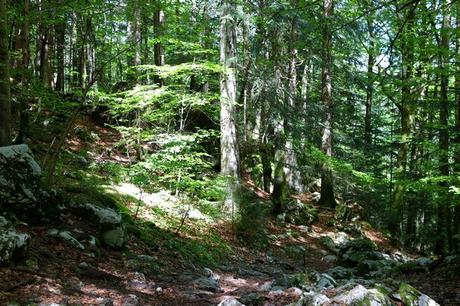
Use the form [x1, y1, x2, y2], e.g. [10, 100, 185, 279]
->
[398, 283, 439, 306]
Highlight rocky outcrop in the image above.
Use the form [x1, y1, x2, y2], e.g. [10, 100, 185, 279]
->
[0, 144, 55, 223]
[0, 216, 29, 265]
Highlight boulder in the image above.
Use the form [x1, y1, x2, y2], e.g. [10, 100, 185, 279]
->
[82, 203, 122, 230]
[218, 298, 244, 306]
[102, 227, 126, 249]
[332, 284, 392, 305]
[315, 273, 336, 290]
[0, 224, 29, 265]
[240, 292, 265, 305]
[396, 283, 439, 306]
[294, 291, 330, 306]
[326, 266, 354, 279]
[47, 229, 85, 250]
[193, 276, 222, 293]
[0, 145, 54, 223]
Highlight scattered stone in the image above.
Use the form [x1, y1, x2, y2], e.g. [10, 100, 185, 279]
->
[322, 254, 337, 264]
[257, 280, 273, 292]
[332, 284, 370, 304]
[0, 226, 29, 265]
[326, 266, 354, 279]
[102, 227, 125, 248]
[47, 229, 85, 250]
[416, 257, 433, 266]
[397, 283, 439, 306]
[193, 276, 222, 293]
[95, 297, 113, 306]
[122, 294, 139, 306]
[240, 292, 265, 305]
[296, 291, 330, 306]
[315, 273, 336, 290]
[0, 145, 55, 223]
[217, 298, 244, 306]
[83, 203, 122, 229]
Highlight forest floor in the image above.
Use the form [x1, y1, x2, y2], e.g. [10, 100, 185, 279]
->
[0, 117, 459, 306]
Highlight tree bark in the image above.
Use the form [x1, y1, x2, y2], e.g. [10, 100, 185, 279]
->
[391, 2, 417, 236]
[0, 0, 11, 146]
[454, 0, 460, 250]
[220, 0, 239, 177]
[435, 0, 451, 255]
[318, 0, 336, 208]
[153, 7, 165, 85]
[364, 8, 375, 147]
[55, 11, 66, 92]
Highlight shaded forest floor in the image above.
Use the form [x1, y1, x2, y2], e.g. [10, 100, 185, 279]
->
[0, 116, 459, 306]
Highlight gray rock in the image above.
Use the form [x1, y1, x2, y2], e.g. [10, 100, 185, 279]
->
[397, 283, 440, 306]
[0, 145, 53, 222]
[322, 255, 337, 264]
[326, 266, 353, 279]
[315, 273, 336, 290]
[122, 294, 139, 306]
[0, 145, 41, 176]
[416, 257, 433, 266]
[240, 292, 264, 305]
[0, 228, 29, 265]
[217, 298, 244, 306]
[47, 229, 85, 250]
[84, 203, 122, 228]
[295, 291, 330, 306]
[332, 284, 369, 304]
[332, 284, 393, 306]
[95, 297, 113, 306]
[257, 280, 273, 292]
[193, 276, 222, 293]
[102, 227, 125, 248]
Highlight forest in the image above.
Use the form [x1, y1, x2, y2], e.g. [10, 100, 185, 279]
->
[0, 0, 459, 305]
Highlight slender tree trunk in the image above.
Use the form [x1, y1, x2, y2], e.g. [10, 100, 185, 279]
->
[364, 10, 375, 147]
[0, 0, 11, 146]
[14, 0, 30, 144]
[435, 0, 451, 255]
[55, 15, 66, 92]
[391, 2, 416, 236]
[285, 14, 303, 193]
[318, 0, 336, 208]
[220, 0, 240, 214]
[454, 0, 460, 249]
[153, 8, 165, 85]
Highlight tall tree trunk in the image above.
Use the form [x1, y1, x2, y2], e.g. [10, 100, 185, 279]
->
[14, 0, 30, 144]
[435, 0, 451, 255]
[364, 8, 375, 147]
[454, 0, 460, 250]
[391, 2, 416, 236]
[55, 14, 66, 92]
[0, 0, 11, 146]
[220, 0, 240, 214]
[285, 13, 303, 193]
[153, 7, 165, 85]
[318, 0, 336, 208]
